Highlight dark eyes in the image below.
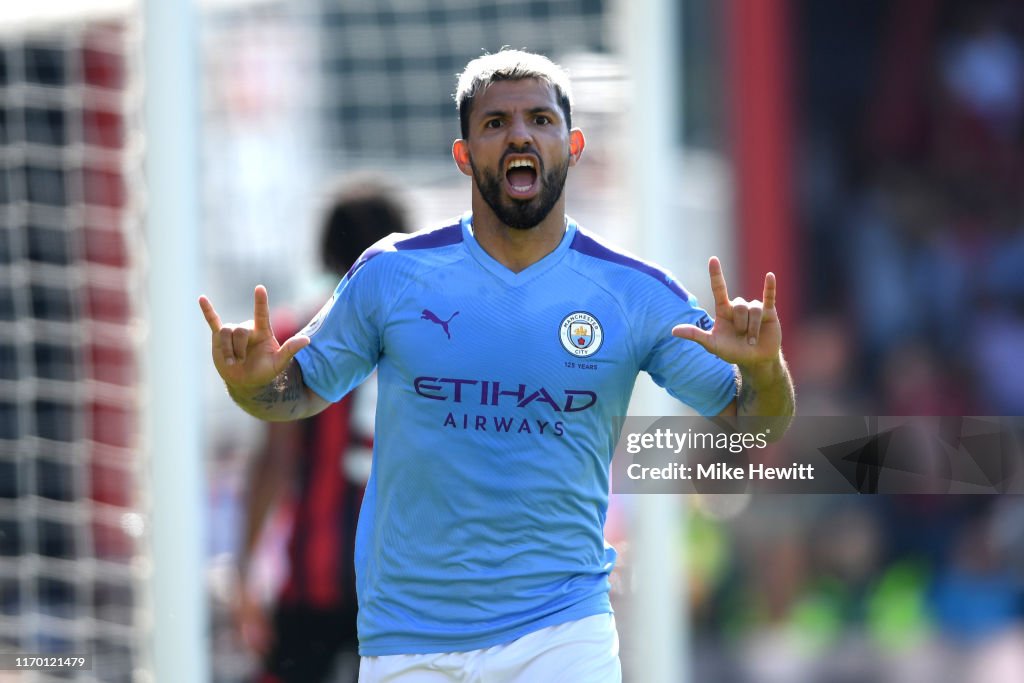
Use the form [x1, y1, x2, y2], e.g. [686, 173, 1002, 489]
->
[483, 115, 553, 129]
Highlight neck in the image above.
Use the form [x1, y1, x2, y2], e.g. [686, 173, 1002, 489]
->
[469, 191, 567, 273]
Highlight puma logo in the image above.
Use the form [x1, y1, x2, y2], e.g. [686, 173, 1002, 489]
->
[421, 309, 460, 340]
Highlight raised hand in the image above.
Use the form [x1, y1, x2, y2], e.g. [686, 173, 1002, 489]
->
[671, 257, 782, 367]
[198, 285, 310, 391]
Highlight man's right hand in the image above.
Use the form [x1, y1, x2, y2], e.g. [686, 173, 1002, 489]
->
[233, 580, 273, 656]
[198, 285, 310, 392]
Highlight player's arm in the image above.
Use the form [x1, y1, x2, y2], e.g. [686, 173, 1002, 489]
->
[224, 358, 328, 421]
[238, 420, 298, 578]
[199, 285, 330, 421]
[714, 356, 794, 433]
[673, 257, 794, 437]
[233, 418, 300, 654]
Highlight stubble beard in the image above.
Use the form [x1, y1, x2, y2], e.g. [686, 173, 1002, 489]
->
[472, 155, 570, 230]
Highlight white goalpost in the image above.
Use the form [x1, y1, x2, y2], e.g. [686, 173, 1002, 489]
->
[614, 0, 687, 677]
[142, 0, 207, 681]
[614, 0, 736, 680]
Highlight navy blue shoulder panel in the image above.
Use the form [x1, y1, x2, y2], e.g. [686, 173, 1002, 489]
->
[346, 220, 463, 278]
[393, 221, 463, 251]
[569, 228, 693, 302]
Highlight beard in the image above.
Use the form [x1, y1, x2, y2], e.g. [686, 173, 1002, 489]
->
[472, 153, 569, 230]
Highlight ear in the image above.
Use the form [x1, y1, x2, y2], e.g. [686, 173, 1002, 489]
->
[452, 139, 473, 177]
[568, 129, 586, 166]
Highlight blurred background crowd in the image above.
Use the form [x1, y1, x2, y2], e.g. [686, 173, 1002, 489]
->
[795, 0, 1024, 418]
[1, 0, 1023, 681]
[679, 1, 1024, 681]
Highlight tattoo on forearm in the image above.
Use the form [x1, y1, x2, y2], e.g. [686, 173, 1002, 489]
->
[735, 359, 796, 430]
[249, 369, 302, 411]
[738, 381, 757, 413]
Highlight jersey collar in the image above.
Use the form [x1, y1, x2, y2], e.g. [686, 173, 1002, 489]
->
[460, 211, 578, 286]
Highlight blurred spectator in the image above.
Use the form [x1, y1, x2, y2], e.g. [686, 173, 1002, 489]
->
[935, 2, 1024, 189]
[931, 516, 1018, 645]
[930, 510, 1024, 682]
[940, 5, 1024, 139]
[787, 315, 866, 416]
[234, 176, 409, 683]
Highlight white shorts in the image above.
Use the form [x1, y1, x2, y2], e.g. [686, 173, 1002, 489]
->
[357, 613, 621, 683]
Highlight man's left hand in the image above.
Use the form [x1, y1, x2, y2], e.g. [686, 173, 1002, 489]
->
[672, 256, 782, 367]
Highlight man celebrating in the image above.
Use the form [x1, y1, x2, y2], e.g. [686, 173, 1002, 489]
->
[200, 49, 794, 682]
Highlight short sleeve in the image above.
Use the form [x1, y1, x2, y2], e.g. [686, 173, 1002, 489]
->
[294, 253, 386, 403]
[637, 280, 737, 416]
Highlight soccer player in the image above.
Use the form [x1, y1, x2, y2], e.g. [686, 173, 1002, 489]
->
[200, 49, 795, 682]
[234, 178, 409, 683]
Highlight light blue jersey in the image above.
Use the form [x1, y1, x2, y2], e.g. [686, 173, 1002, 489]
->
[294, 212, 736, 655]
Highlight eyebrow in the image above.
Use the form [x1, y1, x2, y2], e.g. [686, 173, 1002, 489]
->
[480, 106, 560, 120]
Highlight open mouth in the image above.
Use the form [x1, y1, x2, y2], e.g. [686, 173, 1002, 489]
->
[504, 156, 539, 199]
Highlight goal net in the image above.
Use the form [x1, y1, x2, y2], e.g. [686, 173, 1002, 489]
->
[0, 3, 147, 682]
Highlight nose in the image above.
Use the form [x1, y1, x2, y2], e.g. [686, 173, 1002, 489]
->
[506, 115, 533, 148]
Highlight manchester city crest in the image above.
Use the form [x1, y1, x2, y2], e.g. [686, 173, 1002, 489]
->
[559, 311, 603, 357]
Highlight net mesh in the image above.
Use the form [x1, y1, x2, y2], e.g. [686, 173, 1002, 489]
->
[0, 10, 147, 683]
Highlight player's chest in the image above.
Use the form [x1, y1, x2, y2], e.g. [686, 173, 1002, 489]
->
[381, 279, 634, 382]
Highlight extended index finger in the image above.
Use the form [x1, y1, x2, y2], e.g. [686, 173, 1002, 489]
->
[763, 272, 777, 310]
[198, 295, 223, 333]
[708, 256, 730, 308]
[253, 285, 271, 333]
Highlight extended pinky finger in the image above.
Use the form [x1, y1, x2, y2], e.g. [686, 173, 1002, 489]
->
[198, 296, 223, 333]
[762, 272, 777, 310]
